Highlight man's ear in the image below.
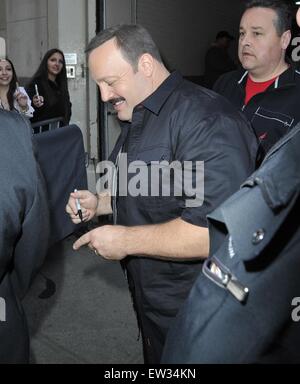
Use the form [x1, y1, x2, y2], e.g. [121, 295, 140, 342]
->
[281, 30, 291, 50]
[138, 53, 154, 77]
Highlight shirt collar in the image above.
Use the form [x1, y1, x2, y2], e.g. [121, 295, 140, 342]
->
[237, 62, 298, 88]
[140, 71, 184, 115]
[276, 62, 298, 87]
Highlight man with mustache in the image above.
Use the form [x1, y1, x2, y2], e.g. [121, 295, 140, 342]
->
[66, 24, 258, 363]
[162, 1, 300, 365]
[214, 0, 300, 163]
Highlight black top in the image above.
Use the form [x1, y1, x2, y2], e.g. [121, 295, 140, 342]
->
[26, 77, 71, 126]
[108, 71, 258, 362]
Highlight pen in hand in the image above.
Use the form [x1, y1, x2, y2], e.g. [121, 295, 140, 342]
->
[74, 189, 83, 222]
[35, 84, 40, 97]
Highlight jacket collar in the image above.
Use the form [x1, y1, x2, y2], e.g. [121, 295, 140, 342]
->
[237, 63, 298, 89]
[242, 123, 300, 210]
[140, 71, 184, 115]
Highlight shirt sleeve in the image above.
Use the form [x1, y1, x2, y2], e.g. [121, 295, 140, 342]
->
[177, 112, 257, 228]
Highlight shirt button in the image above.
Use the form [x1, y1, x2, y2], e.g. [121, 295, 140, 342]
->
[252, 229, 265, 245]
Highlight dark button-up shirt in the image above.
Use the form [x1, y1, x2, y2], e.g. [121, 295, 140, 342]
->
[109, 71, 258, 359]
[111, 71, 257, 228]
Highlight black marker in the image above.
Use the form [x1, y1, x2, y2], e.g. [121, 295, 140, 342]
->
[74, 189, 83, 222]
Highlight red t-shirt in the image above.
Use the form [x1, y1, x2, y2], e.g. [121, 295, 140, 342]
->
[245, 76, 277, 105]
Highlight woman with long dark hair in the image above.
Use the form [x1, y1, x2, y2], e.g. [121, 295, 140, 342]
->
[0, 58, 34, 117]
[26, 48, 71, 126]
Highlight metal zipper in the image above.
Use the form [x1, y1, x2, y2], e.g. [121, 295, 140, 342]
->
[203, 257, 249, 303]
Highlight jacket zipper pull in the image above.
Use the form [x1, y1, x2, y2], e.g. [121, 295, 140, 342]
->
[203, 258, 249, 303]
[226, 277, 249, 303]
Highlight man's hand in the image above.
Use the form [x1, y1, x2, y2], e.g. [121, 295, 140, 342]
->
[72, 218, 209, 261]
[66, 190, 98, 224]
[73, 225, 128, 261]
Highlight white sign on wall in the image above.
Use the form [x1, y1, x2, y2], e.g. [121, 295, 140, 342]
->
[65, 53, 77, 65]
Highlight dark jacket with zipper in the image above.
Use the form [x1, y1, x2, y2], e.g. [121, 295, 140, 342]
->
[214, 65, 300, 160]
[162, 122, 300, 364]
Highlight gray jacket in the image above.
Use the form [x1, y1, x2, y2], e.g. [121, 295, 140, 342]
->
[0, 111, 49, 363]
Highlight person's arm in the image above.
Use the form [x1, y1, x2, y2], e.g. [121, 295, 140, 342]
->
[126, 218, 209, 259]
[5, 114, 50, 299]
[73, 218, 209, 261]
[96, 191, 113, 216]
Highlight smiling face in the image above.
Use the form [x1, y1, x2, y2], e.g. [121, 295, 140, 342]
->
[88, 38, 152, 122]
[0, 60, 13, 87]
[238, 7, 291, 80]
[47, 52, 64, 80]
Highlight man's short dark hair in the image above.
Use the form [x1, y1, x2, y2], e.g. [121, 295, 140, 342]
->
[86, 24, 163, 71]
[244, 0, 292, 36]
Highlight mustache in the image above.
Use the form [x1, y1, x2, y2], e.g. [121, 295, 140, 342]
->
[109, 97, 125, 105]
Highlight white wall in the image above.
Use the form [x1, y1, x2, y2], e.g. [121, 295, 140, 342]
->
[0, 0, 6, 40]
[48, 0, 59, 49]
[6, 0, 48, 78]
[54, 0, 98, 190]
[87, 0, 98, 161]
[57, 0, 89, 150]
[137, 0, 243, 75]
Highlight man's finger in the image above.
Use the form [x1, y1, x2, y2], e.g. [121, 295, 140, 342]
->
[66, 202, 77, 215]
[73, 232, 91, 250]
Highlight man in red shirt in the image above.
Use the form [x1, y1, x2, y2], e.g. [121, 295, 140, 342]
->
[214, 0, 300, 163]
